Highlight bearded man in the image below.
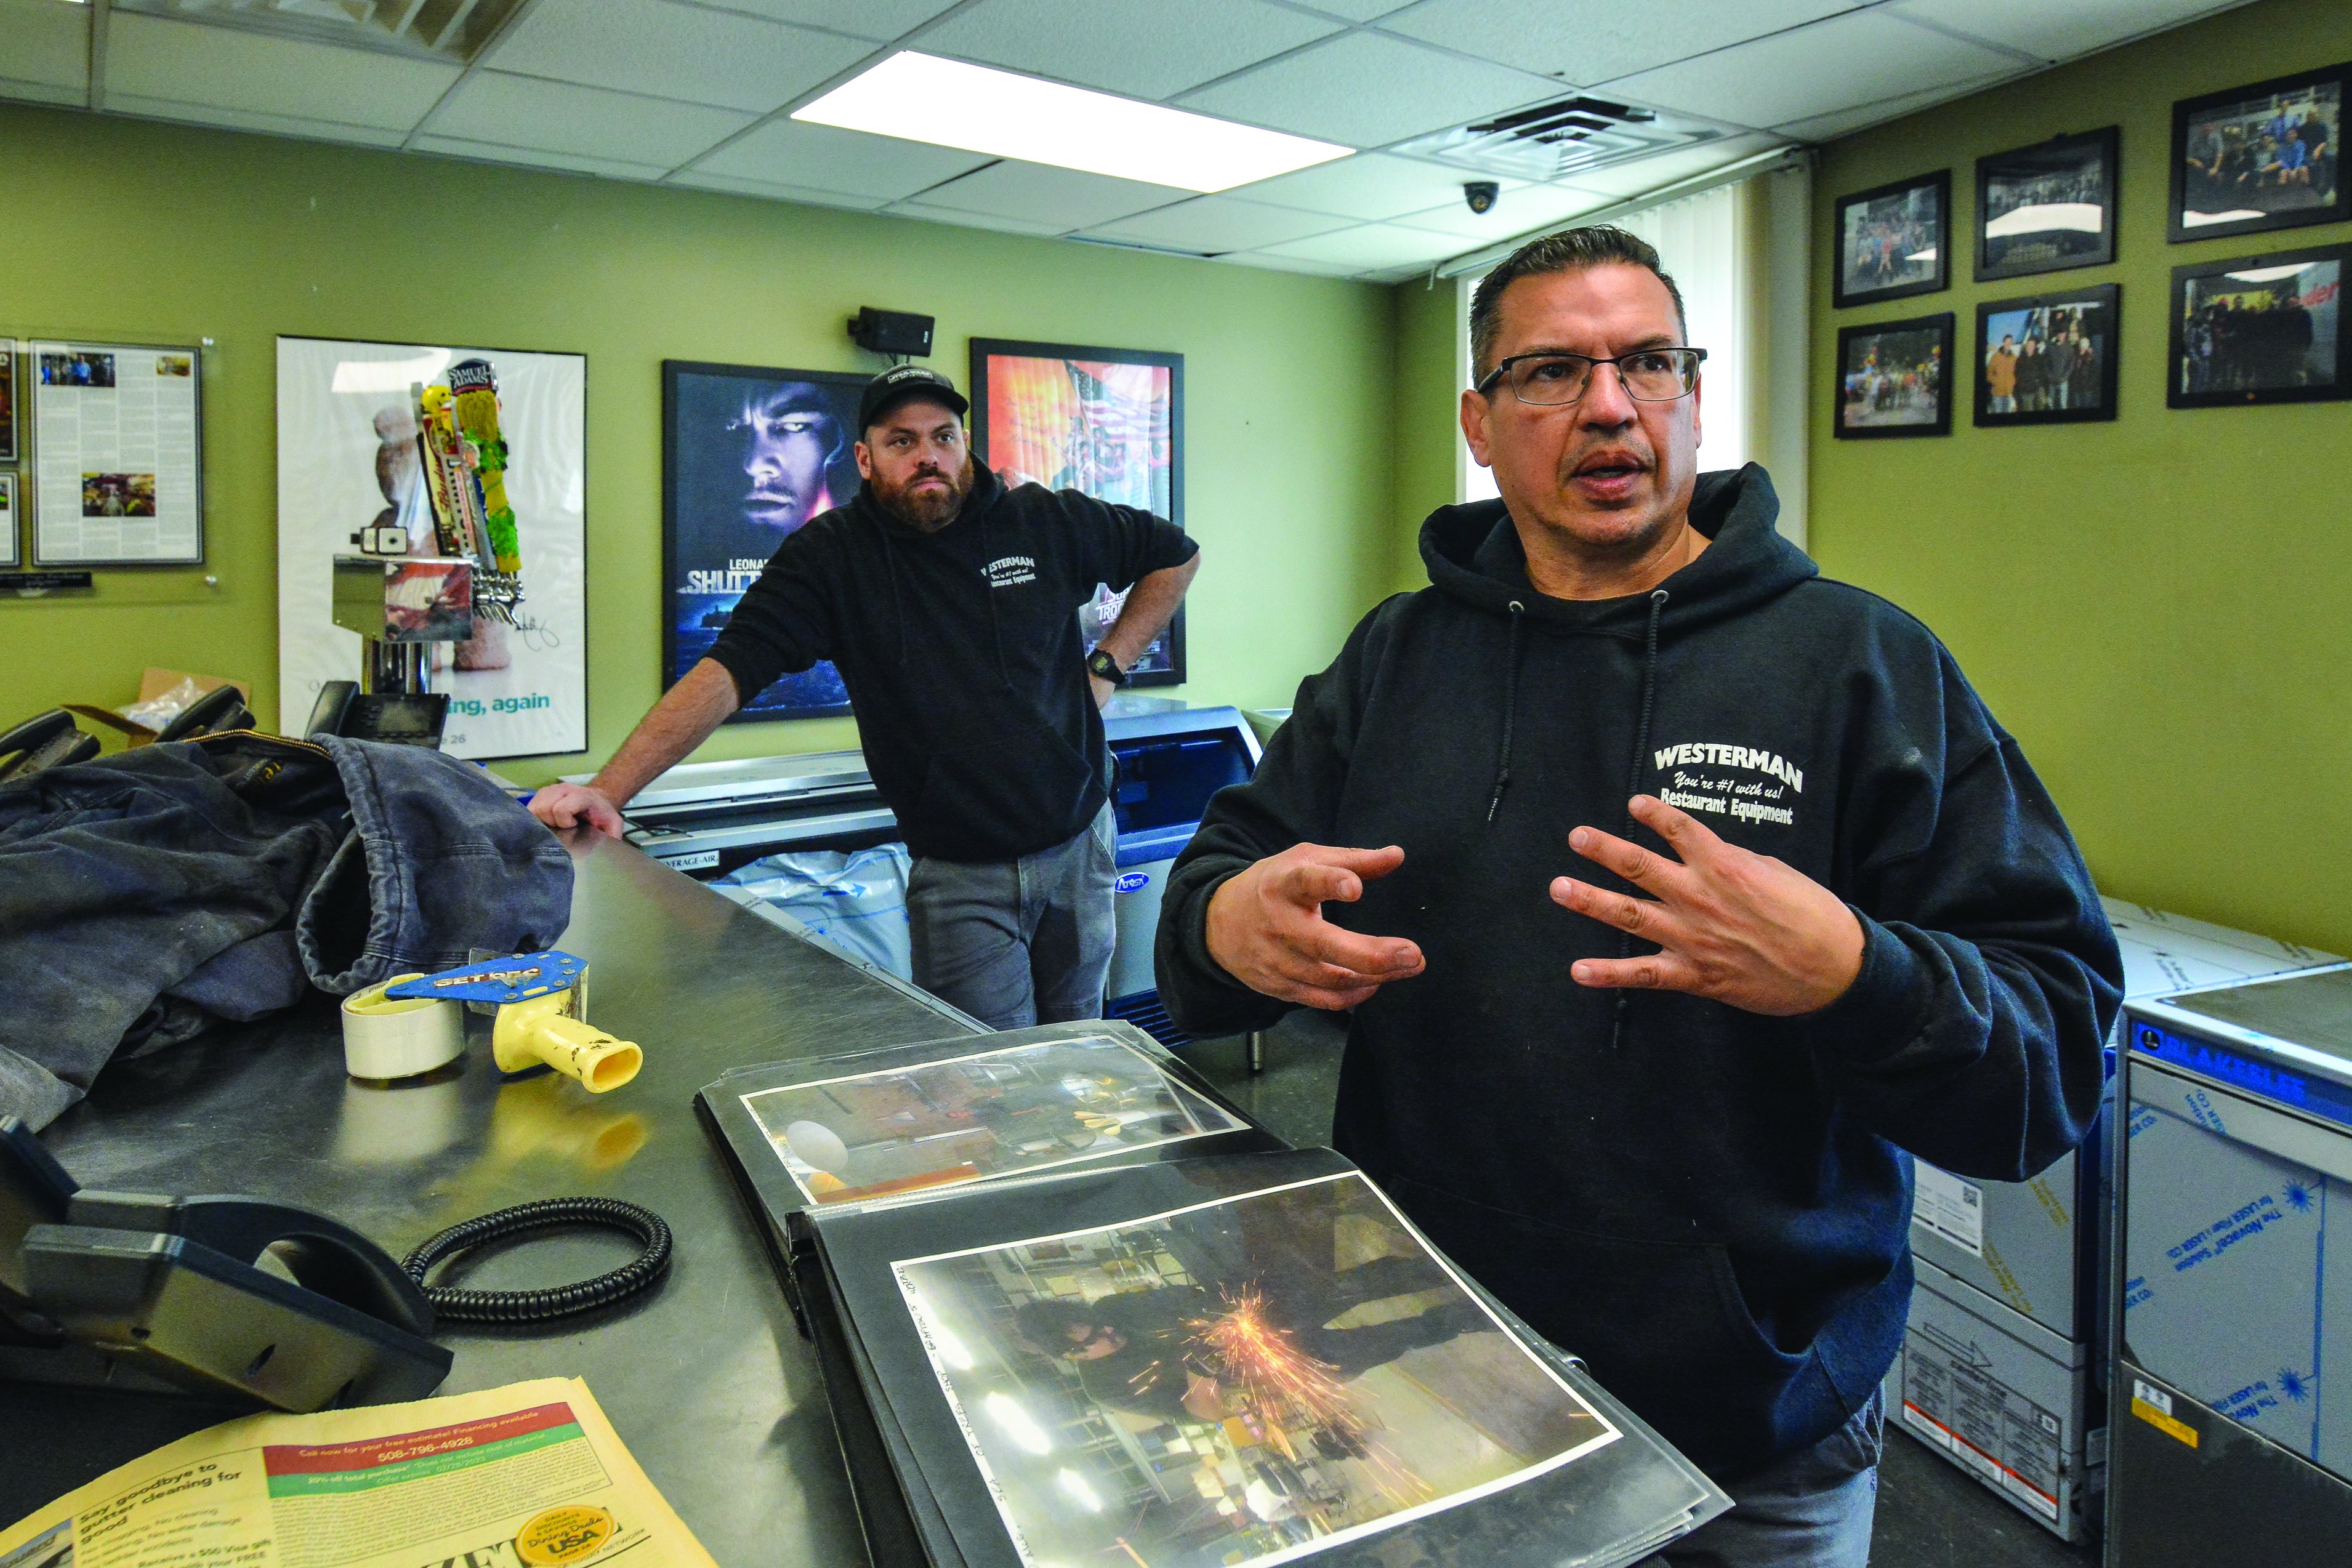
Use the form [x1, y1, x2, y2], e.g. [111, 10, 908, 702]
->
[533, 366, 1199, 1027]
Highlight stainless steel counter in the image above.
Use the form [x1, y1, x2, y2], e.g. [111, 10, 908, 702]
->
[4, 830, 980, 1562]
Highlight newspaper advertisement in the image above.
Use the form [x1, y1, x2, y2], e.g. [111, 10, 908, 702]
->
[0, 1378, 715, 1568]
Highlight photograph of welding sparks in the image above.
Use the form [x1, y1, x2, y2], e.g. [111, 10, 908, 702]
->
[894, 1172, 1618, 1567]
[744, 1035, 1244, 1207]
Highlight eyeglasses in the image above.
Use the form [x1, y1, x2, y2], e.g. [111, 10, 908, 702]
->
[1476, 348, 1707, 405]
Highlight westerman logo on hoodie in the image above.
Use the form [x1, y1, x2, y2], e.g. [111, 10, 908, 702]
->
[1651, 741, 1803, 827]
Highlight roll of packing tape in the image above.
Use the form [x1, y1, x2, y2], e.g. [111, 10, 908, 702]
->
[342, 973, 467, 1080]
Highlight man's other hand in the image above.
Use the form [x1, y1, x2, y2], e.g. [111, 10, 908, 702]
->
[529, 781, 626, 838]
[1550, 794, 1864, 1016]
[1090, 673, 1115, 710]
[1205, 843, 1425, 1010]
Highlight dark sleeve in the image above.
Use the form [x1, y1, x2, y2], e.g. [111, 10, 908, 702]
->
[1797, 657, 2122, 1183]
[1152, 599, 1401, 1037]
[702, 527, 838, 707]
[1057, 488, 1197, 592]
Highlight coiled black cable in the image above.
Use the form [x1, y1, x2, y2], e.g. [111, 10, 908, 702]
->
[403, 1197, 672, 1325]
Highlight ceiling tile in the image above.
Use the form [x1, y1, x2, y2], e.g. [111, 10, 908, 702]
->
[1256, 220, 1464, 270]
[1377, 0, 1856, 86]
[1226, 151, 1526, 221]
[1605, 10, 2023, 130]
[667, 169, 890, 207]
[1079, 194, 1351, 252]
[694, 0, 959, 41]
[688, 118, 989, 199]
[1390, 180, 1614, 240]
[1888, 0, 2249, 65]
[883, 200, 1066, 236]
[484, 0, 871, 113]
[920, 0, 1340, 101]
[107, 13, 457, 131]
[1178, 30, 1557, 148]
[1772, 76, 2013, 142]
[413, 135, 674, 180]
[107, 93, 408, 148]
[914, 158, 1191, 231]
[1214, 249, 1362, 278]
[0, 0, 87, 101]
[1545, 131, 1782, 197]
[1285, 0, 1417, 20]
[429, 71, 757, 166]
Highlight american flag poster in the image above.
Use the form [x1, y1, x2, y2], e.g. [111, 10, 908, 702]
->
[971, 339, 1185, 685]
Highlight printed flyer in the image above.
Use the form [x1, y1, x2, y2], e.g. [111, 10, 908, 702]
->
[0, 1378, 714, 1568]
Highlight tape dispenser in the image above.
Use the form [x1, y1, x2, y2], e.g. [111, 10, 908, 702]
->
[343, 951, 642, 1093]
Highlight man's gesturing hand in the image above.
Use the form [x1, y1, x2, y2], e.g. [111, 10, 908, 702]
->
[1206, 843, 1425, 1010]
[528, 781, 625, 838]
[1550, 795, 1864, 1016]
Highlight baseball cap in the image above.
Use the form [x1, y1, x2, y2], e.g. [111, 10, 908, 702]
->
[858, 364, 969, 433]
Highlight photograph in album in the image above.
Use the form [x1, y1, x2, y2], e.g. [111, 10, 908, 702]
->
[892, 1170, 1619, 1568]
[741, 1033, 1245, 1208]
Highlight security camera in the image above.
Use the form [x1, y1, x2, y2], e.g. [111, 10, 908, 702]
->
[1464, 181, 1500, 215]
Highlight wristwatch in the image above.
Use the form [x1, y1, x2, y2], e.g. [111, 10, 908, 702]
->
[1085, 648, 1129, 687]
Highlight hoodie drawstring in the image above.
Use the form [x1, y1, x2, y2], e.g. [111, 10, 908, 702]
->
[1609, 587, 1670, 1053]
[1486, 601, 1526, 824]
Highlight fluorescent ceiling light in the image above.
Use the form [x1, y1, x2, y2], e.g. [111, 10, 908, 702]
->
[794, 52, 1350, 194]
[2182, 207, 2268, 227]
[2224, 263, 2319, 283]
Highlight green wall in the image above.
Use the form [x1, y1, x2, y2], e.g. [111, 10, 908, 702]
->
[1390, 276, 1462, 596]
[1810, 0, 2352, 954]
[0, 102, 1396, 784]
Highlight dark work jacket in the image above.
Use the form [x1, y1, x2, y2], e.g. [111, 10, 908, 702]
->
[1153, 465, 2120, 1480]
[706, 461, 1196, 862]
[0, 732, 573, 1128]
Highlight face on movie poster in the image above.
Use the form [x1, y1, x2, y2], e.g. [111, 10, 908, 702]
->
[275, 338, 587, 760]
[663, 363, 864, 722]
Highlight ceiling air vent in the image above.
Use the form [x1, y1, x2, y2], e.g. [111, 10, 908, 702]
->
[1391, 95, 1719, 184]
[114, 0, 530, 64]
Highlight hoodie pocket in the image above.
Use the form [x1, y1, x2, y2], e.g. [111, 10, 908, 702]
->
[911, 717, 1097, 856]
[1383, 1172, 1809, 1468]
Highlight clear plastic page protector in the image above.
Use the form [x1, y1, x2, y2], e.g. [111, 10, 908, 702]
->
[810, 1148, 1727, 1568]
[698, 1021, 1275, 1236]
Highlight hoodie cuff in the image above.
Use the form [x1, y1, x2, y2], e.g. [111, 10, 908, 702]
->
[1797, 908, 1933, 1067]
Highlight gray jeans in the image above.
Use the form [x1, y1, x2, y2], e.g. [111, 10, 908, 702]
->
[904, 803, 1116, 1031]
[1644, 1388, 1883, 1568]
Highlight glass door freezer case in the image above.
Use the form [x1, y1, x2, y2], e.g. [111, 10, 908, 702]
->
[2108, 964, 2352, 1559]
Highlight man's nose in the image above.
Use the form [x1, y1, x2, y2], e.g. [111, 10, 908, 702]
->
[1576, 362, 1640, 427]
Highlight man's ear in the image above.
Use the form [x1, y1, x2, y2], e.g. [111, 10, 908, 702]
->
[1459, 388, 1493, 467]
[853, 440, 874, 480]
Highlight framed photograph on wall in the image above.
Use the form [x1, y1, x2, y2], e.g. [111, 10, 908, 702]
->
[1833, 171, 1950, 308]
[2168, 244, 2348, 408]
[0, 345, 16, 464]
[969, 338, 1186, 687]
[277, 337, 588, 761]
[661, 361, 865, 724]
[1834, 313, 1954, 438]
[1977, 127, 2118, 281]
[1975, 284, 2120, 426]
[31, 341, 203, 566]
[2170, 62, 2349, 242]
[0, 473, 17, 569]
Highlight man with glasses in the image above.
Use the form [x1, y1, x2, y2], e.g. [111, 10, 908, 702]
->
[1154, 226, 2116, 1564]
[534, 365, 1201, 1030]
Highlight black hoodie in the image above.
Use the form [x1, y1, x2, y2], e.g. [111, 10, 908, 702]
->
[1154, 465, 2121, 1479]
[706, 459, 1196, 862]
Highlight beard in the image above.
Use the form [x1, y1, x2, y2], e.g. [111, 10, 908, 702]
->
[873, 456, 973, 532]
